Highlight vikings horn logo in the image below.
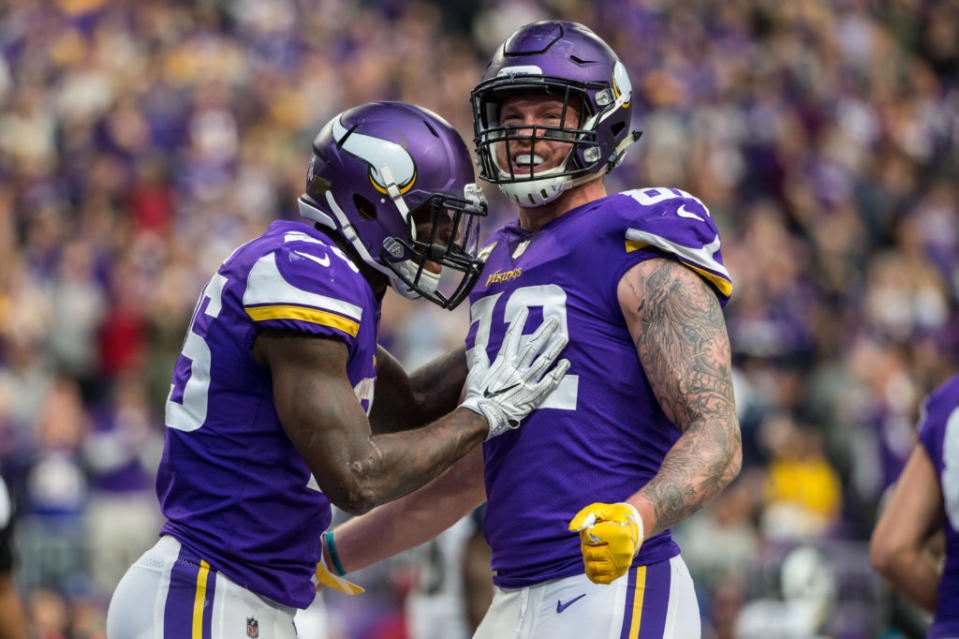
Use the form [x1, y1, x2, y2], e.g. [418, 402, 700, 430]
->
[332, 116, 417, 195]
[612, 60, 632, 108]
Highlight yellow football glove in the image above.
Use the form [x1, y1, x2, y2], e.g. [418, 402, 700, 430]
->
[315, 558, 364, 595]
[315, 533, 364, 595]
[568, 502, 644, 585]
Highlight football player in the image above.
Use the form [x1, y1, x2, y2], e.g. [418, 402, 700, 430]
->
[105, 101, 570, 639]
[323, 22, 742, 639]
[870, 373, 959, 636]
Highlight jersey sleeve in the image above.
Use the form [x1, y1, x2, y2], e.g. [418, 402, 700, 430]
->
[240, 243, 367, 349]
[918, 397, 942, 468]
[614, 188, 733, 306]
[916, 376, 959, 468]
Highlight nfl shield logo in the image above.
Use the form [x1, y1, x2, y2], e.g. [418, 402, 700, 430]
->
[246, 617, 259, 639]
[511, 239, 530, 260]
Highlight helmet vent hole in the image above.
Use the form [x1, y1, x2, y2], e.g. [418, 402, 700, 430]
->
[421, 119, 439, 137]
[308, 175, 332, 199]
[611, 122, 625, 136]
[569, 55, 596, 65]
[353, 193, 377, 220]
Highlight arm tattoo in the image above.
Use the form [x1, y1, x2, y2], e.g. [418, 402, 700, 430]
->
[623, 259, 742, 536]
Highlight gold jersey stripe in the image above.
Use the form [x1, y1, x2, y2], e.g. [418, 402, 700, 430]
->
[679, 260, 733, 298]
[628, 565, 647, 639]
[624, 240, 733, 298]
[246, 305, 360, 337]
[193, 560, 210, 639]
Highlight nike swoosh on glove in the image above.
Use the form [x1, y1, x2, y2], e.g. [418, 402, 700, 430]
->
[315, 558, 364, 595]
[568, 502, 644, 584]
[460, 307, 570, 439]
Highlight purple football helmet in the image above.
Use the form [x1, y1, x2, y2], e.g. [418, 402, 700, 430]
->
[298, 102, 487, 309]
[471, 21, 642, 207]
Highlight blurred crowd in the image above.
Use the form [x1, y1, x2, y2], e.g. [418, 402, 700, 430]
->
[0, 0, 956, 637]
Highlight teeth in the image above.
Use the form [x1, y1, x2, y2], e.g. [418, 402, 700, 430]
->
[515, 154, 543, 166]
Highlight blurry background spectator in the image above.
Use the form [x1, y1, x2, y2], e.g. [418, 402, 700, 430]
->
[0, 1, 956, 637]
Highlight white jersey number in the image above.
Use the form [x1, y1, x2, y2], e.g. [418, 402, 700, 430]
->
[467, 284, 578, 411]
[165, 274, 228, 432]
[624, 186, 707, 211]
[942, 406, 959, 529]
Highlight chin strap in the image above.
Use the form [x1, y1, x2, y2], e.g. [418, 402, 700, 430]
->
[500, 130, 643, 207]
[379, 165, 414, 239]
[564, 129, 642, 190]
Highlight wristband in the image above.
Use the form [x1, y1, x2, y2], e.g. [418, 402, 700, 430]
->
[324, 531, 346, 577]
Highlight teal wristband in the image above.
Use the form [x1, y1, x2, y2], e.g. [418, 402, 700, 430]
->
[324, 531, 346, 577]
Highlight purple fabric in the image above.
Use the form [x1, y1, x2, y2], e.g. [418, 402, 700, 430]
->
[468, 190, 731, 588]
[163, 544, 217, 639]
[158, 220, 379, 608]
[620, 559, 671, 639]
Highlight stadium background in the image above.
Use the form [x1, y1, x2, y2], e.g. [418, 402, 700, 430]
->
[0, 0, 957, 636]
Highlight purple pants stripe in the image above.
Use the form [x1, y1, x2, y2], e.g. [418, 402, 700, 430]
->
[201, 566, 216, 639]
[163, 546, 217, 639]
[619, 560, 672, 639]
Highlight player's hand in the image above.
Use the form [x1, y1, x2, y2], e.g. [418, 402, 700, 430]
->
[315, 558, 364, 595]
[568, 502, 644, 584]
[460, 307, 570, 439]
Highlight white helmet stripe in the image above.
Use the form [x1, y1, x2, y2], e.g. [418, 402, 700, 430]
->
[331, 116, 416, 190]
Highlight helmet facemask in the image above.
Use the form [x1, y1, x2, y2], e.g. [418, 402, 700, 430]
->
[381, 184, 487, 309]
[473, 78, 616, 207]
[472, 19, 641, 206]
[298, 102, 489, 311]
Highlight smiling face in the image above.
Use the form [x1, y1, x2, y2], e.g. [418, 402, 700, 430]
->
[493, 92, 583, 177]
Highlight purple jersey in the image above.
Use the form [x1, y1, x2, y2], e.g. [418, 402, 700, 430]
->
[156, 220, 379, 608]
[466, 188, 732, 588]
[917, 374, 959, 637]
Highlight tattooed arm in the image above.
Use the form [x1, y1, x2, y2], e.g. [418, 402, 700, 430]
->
[369, 345, 468, 434]
[617, 258, 742, 537]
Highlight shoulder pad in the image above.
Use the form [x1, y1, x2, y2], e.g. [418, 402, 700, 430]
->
[617, 187, 733, 301]
[242, 241, 366, 337]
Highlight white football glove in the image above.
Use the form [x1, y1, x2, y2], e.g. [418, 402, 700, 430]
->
[460, 307, 570, 439]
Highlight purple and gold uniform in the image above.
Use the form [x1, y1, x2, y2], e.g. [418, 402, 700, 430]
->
[466, 188, 732, 591]
[917, 374, 959, 638]
[157, 220, 378, 609]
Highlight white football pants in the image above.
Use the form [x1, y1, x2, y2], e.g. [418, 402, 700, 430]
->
[474, 555, 700, 639]
[106, 536, 299, 639]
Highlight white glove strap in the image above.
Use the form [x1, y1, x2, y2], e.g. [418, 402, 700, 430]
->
[623, 503, 643, 557]
[460, 398, 513, 439]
